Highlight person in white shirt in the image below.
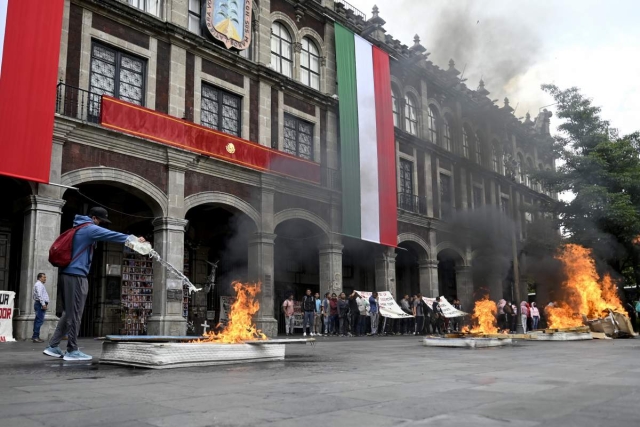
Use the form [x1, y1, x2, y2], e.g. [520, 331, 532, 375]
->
[32, 273, 50, 343]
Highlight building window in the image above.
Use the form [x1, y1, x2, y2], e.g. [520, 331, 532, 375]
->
[188, 0, 201, 35]
[517, 154, 525, 184]
[427, 105, 438, 144]
[440, 174, 452, 218]
[404, 94, 418, 135]
[300, 37, 320, 90]
[89, 43, 146, 115]
[283, 114, 313, 160]
[391, 87, 400, 127]
[271, 22, 293, 78]
[462, 126, 470, 158]
[475, 134, 484, 165]
[473, 186, 483, 209]
[200, 84, 241, 136]
[442, 117, 452, 151]
[127, 0, 162, 17]
[492, 147, 499, 173]
[399, 159, 414, 195]
[501, 197, 510, 216]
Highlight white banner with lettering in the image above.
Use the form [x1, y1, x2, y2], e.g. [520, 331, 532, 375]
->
[423, 297, 468, 318]
[355, 291, 414, 319]
[0, 291, 15, 342]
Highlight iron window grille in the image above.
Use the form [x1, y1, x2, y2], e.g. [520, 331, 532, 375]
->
[440, 174, 452, 218]
[475, 134, 483, 165]
[473, 186, 483, 208]
[462, 127, 470, 158]
[188, 0, 201, 35]
[492, 148, 499, 173]
[300, 37, 320, 90]
[271, 22, 293, 78]
[391, 88, 400, 127]
[404, 94, 418, 135]
[201, 84, 242, 136]
[89, 42, 146, 119]
[399, 159, 414, 196]
[283, 113, 313, 160]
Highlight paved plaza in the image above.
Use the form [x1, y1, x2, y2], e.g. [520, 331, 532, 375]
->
[0, 336, 639, 427]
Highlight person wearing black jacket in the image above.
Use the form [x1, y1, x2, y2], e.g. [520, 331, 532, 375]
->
[432, 297, 445, 335]
[301, 289, 316, 337]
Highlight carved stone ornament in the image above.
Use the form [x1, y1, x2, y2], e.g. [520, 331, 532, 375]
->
[205, 0, 253, 51]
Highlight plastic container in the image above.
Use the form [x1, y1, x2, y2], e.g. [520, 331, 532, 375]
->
[125, 235, 153, 255]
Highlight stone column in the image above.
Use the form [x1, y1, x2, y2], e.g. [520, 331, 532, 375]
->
[14, 196, 66, 341]
[319, 242, 343, 297]
[455, 266, 474, 321]
[147, 217, 188, 336]
[419, 259, 439, 297]
[375, 246, 397, 295]
[248, 232, 277, 337]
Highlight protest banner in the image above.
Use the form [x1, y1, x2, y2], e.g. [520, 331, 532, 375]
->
[356, 291, 413, 319]
[0, 291, 16, 342]
[292, 301, 304, 329]
[423, 296, 468, 318]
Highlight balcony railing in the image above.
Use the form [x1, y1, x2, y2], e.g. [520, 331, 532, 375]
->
[398, 193, 427, 215]
[334, 0, 367, 20]
[56, 82, 101, 123]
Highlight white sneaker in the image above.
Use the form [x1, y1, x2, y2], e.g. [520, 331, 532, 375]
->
[310, 332, 315, 336]
[303, 332, 307, 337]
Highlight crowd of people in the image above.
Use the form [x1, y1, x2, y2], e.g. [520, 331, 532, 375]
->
[497, 299, 542, 333]
[282, 289, 463, 337]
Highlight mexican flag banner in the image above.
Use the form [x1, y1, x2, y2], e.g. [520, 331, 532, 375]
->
[335, 23, 397, 246]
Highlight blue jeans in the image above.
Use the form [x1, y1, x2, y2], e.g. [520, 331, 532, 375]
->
[532, 316, 540, 330]
[358, 314, 367, 335]
[330, 314, 339, 334]
[303, 311, 314, 334]
[32, 302, 46, 339]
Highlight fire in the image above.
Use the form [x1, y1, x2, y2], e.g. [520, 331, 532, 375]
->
[462, 295, 499, 334]
[546, 244, 627, 328]
[192, 281, 267, 344]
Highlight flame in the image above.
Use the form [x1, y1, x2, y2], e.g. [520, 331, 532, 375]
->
[462, 295, 499, 334]
[633, 236, 640, 245]
[192, 281, 267, 344]
[546, 244, 627, 328]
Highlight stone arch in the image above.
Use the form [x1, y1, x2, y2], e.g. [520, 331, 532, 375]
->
[397, 233, 431, 260]
[274, 208, 331, 237]
[435, 241, 469, 266]
[184, 192, 261, 230]
[404, 86, 421, 106]
[298, 27, 325, 58]
[61, 167, 167, 217]
[270, 12, 300, 44]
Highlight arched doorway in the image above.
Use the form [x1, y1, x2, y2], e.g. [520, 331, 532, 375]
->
[396, 242, 422, 297]
[0, 176, 32, 294]
[274, 218, 326, 334]
[437, 248, 464, 301]
[184, 202, 257, 334]
[62, 181, 162, 337]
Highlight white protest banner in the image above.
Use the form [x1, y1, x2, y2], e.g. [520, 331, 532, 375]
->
[356, 291, 413, 319]
[423, 296, 468, 318]
[0, 291, 15, 342]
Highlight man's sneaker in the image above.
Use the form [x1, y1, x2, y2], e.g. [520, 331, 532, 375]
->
[310, 332, 315, 337]
[32, 338, 44, 343]
[43, 346, 65, 358]
[63, 350, 92, 361]
[303, 332, 307, 337]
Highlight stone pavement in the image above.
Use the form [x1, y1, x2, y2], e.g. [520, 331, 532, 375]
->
[0, 335, 639, 427]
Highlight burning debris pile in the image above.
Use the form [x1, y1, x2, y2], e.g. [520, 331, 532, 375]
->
[462, 296, 499, 335]
[192, 282, 267, 344]
[546, 244, 631, 336]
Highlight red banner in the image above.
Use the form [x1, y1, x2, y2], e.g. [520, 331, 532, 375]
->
[100, 97, 321, 184]
[0, 0, 64, 183]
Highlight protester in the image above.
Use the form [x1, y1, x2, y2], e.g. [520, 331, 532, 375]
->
[31, 273, 49, 343]
[282, 294, 295, 336]
[530, 302, 540, 330]
[498, 299, 507, 331]
[369, 291, 379, 335]
[432, 297, 445, 335]
[452, 298, 462, 332]
[357, 293, 369, 336]
[520, 301, 528, 333]
[301, 289, 316, 337]
[338, 292, 349, 336]
[400, 294, 412, 335]
[314, 292, 323, 336]
[348, 291, 360, 337]
[511, 302, 518, 332]
[413, 293, 425, 335]
[329, 293, 339, 335]
[322, 292, 331, 335]
[503, 300, 514, 332]
[526, 301, 533, 331]
[45, 207, 145, 361]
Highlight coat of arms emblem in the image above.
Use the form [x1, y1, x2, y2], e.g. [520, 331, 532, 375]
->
[205, 0, 253, 50]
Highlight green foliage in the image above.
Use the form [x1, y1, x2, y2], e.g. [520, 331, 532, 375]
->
[533, 84, 640, 275]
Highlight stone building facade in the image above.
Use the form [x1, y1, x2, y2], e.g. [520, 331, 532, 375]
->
[4, 0, 555, 339]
